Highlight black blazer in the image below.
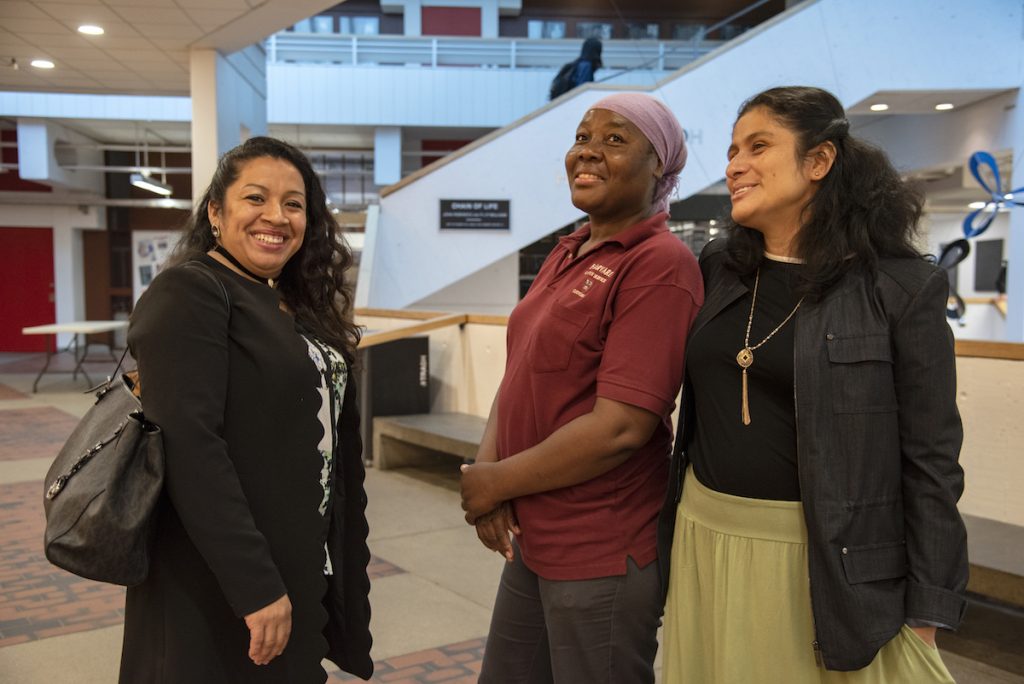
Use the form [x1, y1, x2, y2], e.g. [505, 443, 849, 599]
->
[123, 258, 372, 682]
[658, 239, 968, 671]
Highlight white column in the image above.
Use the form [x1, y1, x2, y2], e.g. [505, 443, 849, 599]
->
[1004, 87, 1024, 341]
[481, 0, 499, 37]
[374, 127, 403, 186]
[402, 0, 422, 36]
[189, 45, 268, 199]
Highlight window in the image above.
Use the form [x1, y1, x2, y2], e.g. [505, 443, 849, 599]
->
[311, 15, 334, 33]
[626, 23, 659, 40]
[527, 20, 566, 39]
[576, 22, 613, 40]
[672, 23, 705, 40]
[352, 17, 380, 35]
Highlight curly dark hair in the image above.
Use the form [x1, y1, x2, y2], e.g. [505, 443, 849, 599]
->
[724, 86, 924, 300]
[169, 136, 361, 357]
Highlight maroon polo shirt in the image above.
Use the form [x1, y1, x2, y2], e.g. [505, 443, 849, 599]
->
[498, 212, 702, 580]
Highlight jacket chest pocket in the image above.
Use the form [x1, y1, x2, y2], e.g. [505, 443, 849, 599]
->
[826, 333, 898, 413]
[529, 302, 591, 373]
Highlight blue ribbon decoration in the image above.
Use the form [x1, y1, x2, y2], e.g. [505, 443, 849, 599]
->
[963, 151, 1024, 238]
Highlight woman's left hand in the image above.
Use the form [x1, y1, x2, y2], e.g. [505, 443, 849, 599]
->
[909, 625, 937, 648]
[460, 461, 503, 524]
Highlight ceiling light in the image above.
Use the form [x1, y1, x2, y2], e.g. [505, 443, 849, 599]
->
[935, 103, 954, 111]
[30, 59, 55, 69]
[78, 25, 105, 36]
[869, 103, 889, 112]
[130, 173, 173, 196]
[967, 201, 986, 210]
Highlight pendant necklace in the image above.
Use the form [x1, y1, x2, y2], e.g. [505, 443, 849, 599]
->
[736, 268, 804, 425]
[214, 244, 278, 288]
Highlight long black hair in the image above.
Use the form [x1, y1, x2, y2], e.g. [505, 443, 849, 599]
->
[170, 136, 361, 357]
[725, 86, 923, 301]
[579, 37, 603, 69]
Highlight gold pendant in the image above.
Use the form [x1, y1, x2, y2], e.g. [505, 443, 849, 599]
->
[736, 348, 753, 426]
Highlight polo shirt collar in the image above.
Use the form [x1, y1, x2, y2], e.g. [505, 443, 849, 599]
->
[558, 211, 670, 255]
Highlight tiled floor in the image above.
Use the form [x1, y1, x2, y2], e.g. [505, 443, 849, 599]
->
[0, 357, 1022, 683]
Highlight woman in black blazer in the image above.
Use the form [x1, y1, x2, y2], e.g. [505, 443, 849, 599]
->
[121, 137, 372, 682]
[659, 86, 967, 682]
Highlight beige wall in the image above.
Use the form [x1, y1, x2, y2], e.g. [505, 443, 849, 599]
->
[956, 356, 1024, 527]
[359, 312, 1023, 528]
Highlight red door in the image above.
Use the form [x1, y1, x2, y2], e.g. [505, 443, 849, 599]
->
[0, 227, 55, 352]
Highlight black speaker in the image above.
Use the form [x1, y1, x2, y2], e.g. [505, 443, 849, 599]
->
[357, 336, 430, 464]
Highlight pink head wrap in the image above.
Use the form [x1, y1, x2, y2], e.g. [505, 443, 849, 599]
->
[590, 92, 687, 213]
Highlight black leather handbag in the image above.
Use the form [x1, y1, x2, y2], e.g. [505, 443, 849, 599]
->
[43, 353, 164, 586]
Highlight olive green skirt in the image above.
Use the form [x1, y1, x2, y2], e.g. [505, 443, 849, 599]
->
[662, 469, 955, 684]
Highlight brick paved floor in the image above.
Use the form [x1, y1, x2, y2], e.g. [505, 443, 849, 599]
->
[0, 407, 80, 462]
[0, 383, 27, 400]
[330, 637, 485, 683]
[0, 481, 126, 648]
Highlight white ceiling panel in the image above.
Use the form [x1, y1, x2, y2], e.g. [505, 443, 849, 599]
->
[33, 3, 124, 22]
[13, 33, 93, 48]
[184, 8, 253, 28]
[130, 23, 203, 39]
[2, 17, 75, 33]
[176, 0, 251, 8]
[41, 46, 109, 60]
[107, 6, 198, 24]
[104, 48, 173, 61]
[0, 1, 50, 19]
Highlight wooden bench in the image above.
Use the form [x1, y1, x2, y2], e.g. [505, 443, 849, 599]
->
[372, 412, 487, 470]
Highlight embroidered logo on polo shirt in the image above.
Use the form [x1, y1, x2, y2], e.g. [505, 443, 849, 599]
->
[572, 263, 615, 298]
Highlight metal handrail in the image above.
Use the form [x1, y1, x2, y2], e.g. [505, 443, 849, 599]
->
[266, 34, 724, 71]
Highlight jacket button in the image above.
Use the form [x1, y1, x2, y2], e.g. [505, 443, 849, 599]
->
[826, 333, 835, 341]
[841, 547, 848, 554]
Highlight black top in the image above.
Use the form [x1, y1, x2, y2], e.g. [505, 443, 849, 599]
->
[687, 257, 804, 501]
[120, 255, 364, 683]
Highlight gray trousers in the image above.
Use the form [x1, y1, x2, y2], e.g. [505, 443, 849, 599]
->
[478, 542, 662, 684]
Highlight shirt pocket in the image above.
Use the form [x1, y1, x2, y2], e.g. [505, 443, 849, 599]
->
[826, 333, 898, 413]
[530, 302, 590, 373]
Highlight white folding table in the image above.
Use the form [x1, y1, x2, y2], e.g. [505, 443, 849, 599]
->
[21, 321, 129, 392]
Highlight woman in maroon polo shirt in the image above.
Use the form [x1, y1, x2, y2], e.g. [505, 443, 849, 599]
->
[460, 93, 703, 683]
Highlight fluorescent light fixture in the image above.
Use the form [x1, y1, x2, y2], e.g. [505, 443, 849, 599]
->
[935, 103, 954, 111]
[78, 24, 105, 35]
[30, 59, 55, 69]
[869, 103, 889, 112]
[968, 201, 986, 210]
[131, 173, 173, 196]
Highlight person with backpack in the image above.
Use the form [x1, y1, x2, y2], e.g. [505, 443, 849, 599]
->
[549, 37, 603, 100]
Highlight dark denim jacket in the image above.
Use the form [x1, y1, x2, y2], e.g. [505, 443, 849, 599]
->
[658, 239, 968, 671]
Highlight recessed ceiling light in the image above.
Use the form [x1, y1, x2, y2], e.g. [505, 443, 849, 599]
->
[30, 59, 55, 69]
[968, 201, 987, 210]
[78, 24, 105, 36]
[935, 103, 954, 111]
[869, 103, 889, 112]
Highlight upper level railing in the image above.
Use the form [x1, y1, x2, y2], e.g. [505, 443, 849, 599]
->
[266, 33, 725, 72]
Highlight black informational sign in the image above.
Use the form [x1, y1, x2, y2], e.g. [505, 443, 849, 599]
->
[440, 200, 510, 230]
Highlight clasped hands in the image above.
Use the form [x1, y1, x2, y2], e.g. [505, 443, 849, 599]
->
[461, 461, 520, 562]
